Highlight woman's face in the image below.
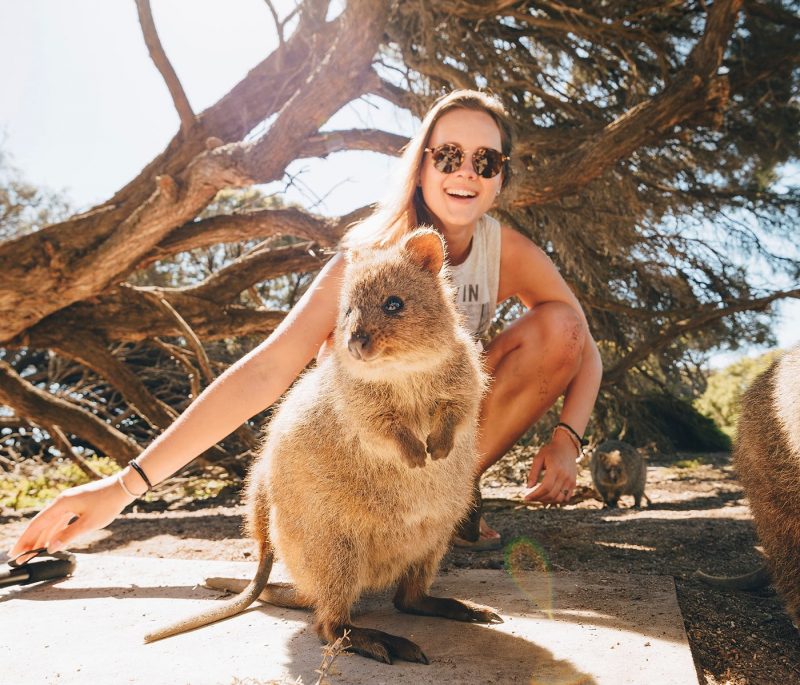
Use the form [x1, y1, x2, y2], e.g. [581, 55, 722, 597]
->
[418, 108, 504, 233]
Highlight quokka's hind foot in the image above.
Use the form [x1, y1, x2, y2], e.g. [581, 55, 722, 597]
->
[317, 622, 429, 665]
[395, 594, 503, 624]
[204, 578, 313, 609]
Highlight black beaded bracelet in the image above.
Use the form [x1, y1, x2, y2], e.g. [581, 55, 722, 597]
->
[129, 459, 153, 491]
[555, 422, 589, 448]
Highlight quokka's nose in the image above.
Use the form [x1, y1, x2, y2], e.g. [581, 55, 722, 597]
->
[347, 330, 371, 359]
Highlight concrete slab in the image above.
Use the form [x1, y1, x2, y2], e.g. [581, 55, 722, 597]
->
[1, 554, 698, 685]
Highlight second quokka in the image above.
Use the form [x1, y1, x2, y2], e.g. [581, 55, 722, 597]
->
[144, 228, 501, 664]
[696, 344, 800, 627]
[590, 439, 649, 508]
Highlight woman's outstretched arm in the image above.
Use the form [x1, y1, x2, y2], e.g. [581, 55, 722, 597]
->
[8, 254, 345, 561]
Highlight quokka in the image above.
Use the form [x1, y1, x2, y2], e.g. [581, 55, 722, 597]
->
[144, 228, 501, 663]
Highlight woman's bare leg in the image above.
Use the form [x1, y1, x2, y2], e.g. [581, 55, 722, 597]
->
[471, 301, 585, 538]
[479, 301, 585, 471]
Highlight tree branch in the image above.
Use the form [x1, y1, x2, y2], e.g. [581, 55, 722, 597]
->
[238, 0, 389, 184]
[602, 287, 800, 386]
[185, 241, 328, 303]
[135, 0, 196, 133]
[47, 423, 105, 480]
[140, 291, 214, 385]
[365, 70, 417, 112]
[44, 332, 177, 430]
[20, 293, 287, 345]
[299, 129, 408, 159]
[0, 361, 141, 465]
[137, 204, 369, 269]
[510, 0, 743, 206]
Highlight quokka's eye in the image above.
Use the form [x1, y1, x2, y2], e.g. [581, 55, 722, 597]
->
[382, 296, 404, 314]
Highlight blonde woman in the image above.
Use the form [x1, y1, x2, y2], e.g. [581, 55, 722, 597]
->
[10, 90, 602, 561]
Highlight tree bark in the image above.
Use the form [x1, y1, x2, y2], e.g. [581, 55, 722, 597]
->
[137, 205, 369, 269]
[0, 361, 141, 464]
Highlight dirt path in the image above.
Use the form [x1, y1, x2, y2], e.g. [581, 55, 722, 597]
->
[1, 450, 797, 684]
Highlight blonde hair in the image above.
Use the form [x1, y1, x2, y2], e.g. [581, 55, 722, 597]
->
[341, 90, 513, 251]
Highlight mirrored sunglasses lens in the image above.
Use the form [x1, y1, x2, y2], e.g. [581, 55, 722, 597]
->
[474, 148, 503, 178]
[432, 144, 464, 173]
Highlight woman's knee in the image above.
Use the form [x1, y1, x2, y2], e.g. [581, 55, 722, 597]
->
[534, 301, 586, 362]
[487, 301, 585, 372]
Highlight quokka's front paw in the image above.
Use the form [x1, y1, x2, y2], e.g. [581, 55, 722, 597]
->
[426, 431, 454, 460]
[399, 437, 428, 468]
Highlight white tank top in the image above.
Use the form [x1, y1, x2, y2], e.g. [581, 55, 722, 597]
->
[449, 214, 502, 340]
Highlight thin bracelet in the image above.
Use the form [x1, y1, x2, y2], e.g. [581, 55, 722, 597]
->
[129, 459, 154, 490]
[553, 425, 581, 454]
[555, 422, 588, 447]
[116, 471, 140, 499]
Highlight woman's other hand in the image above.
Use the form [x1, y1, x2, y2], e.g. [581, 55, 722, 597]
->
[524, 432, 579, 504]
[7, 474, 135, 564]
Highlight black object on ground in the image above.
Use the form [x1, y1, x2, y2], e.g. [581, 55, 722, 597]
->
[1, 550, 77, 588]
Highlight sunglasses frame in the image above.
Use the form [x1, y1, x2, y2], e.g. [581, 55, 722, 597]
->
[424, 142, 510, 179]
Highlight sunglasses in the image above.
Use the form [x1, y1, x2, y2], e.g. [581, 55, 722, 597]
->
[424, 142, 509, 179]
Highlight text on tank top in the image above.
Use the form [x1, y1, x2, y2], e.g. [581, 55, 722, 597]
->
[448, 214, 502, 340]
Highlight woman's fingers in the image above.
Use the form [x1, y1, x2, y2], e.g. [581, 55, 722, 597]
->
[48, 514, 89, 553]
[525, 469, 558, 501]
[526, 472, 575, 504]
[8, 501, 78, 560]
[8, 501, 65, 559]
[526, 450, 546, 489]
[8, 476, 128, 562]
[44, 510, 82, 552]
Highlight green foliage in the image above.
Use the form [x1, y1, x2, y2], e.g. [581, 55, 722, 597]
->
[695, 350, 782, 438]
[1, 456, 235, 511]
[629, 392, 732, 452]
[0, 147, 71, 240]
[1, 456, 119, 510]
[673, 457, 708, 470]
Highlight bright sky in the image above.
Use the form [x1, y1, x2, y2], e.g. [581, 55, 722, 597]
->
[0, 0, 414, 215]
[1, 0, 797, 363]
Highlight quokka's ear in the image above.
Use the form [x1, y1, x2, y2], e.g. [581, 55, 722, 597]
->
[402, 227, 445, 275]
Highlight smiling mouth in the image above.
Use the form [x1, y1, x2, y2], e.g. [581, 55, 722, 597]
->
[445, 189, 477, 198]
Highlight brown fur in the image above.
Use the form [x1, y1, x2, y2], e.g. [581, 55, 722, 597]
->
[590, 440, 649, 508]
[145, 228, 501, 662]
[730, 344, 800, 627]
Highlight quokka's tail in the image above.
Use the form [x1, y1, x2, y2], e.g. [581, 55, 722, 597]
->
[144, 547, 273, 643]
[693, 563, 771, 591]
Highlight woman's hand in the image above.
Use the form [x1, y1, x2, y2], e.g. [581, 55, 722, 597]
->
[7, 474, 134, 564]
[524, 432, 579, 504]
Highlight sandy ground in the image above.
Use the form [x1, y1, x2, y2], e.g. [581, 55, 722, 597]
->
[1, 449, 797, 684]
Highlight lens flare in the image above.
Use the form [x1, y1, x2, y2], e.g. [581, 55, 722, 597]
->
[504, 537, 554, 619]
